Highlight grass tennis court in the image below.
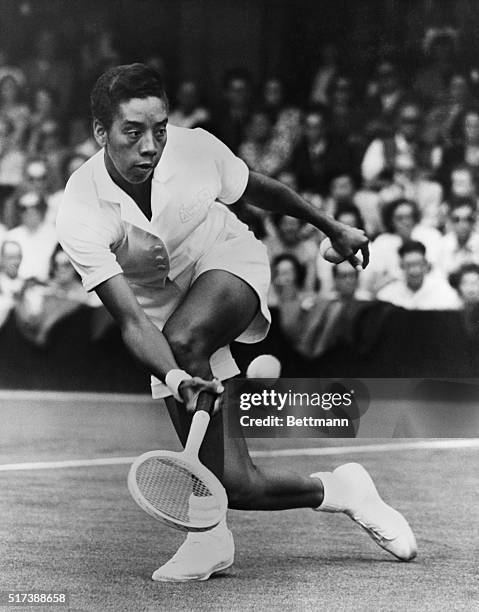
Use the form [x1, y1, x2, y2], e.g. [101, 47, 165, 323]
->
[0, 392, 477, 611]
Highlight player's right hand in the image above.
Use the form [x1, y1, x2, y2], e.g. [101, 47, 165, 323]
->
[178, 377, 224, 414]
[330, 223, 370, 270]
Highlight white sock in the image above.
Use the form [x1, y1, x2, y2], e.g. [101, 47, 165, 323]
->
[186, 517, 230, 542]
[310, 471, 347, 513]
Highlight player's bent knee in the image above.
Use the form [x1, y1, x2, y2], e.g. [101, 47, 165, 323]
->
[163, 327, 210, 374]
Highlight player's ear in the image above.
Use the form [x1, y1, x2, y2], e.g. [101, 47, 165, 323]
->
[93, 119, 107, 148]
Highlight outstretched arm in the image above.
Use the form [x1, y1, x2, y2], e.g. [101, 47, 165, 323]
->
[241, 171, 370, 269]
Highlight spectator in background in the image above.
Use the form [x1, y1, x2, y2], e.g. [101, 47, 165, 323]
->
[0, 74, 30, 147]
[0, 239, 23, 300]
[67, 116, 99, 158]
[269, 252, 309, 307]
[436, 108, 479, 191]
[0, 48, 26, 91]
[0, 239, 23, 327]
[447, 164, 478, 202]
[261, 76, 302, 156]
[0, 116, 26, 220]
[291, 106, 354, 196]
[364, 59, 406, 140]
[330, 261, 370, 302]
[271, 253, 363, 361]
[28, 120, 66, 191]
[46, 152, 88, 226]
[213, 68, 253, 153]
[449, 262, 479, 339]
[323, 172, 382, 237]
[3, 158, 53, 228]
[362, 101, 432, 188]
[322, 174, 358, 217]
[414, 29, 458, 109]
[5, 191, 57, 282]
[169, 80, 211, 129]
[378, 146, 443, 229]
[438, 198, 479, 277]
[239, 108, 288, 177]
[48, 244, 100, 306]
[377, 240, 461, 310]
[22, 29, 73, 117]
[362, 198, 442, 296]
[328, 75, 366, 161]
[29, 86, 58, 134]
[74, 26, 122, 117]
[424, 73, 473, 148]
[264, 213, 319, 293]
[449, 262, 479, 306]
[310, 43, 340, 106]
[316, 204, 366, 298]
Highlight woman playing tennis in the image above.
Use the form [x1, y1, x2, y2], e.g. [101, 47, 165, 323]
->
[57, 64, 416, 582]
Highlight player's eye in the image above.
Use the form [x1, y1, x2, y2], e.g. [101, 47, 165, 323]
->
[155, 128, 166, 139]
[126, 130, 141, 140]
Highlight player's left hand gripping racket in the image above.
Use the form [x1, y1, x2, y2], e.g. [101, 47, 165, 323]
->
[128, 390, 228, 532]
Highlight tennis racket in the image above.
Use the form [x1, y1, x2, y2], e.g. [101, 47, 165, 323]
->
[128, 390, 228, 532]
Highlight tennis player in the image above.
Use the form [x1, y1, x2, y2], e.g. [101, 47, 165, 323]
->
[57, 63, 416, 582]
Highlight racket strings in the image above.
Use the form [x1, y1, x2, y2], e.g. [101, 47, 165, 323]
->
[135, 457, 218, 523]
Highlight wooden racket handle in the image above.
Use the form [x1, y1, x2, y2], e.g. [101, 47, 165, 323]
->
[184, 409, 211, 458]
[195, 389, 220, 416]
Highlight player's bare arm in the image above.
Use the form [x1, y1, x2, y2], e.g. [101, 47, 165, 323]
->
[94, 274, 222, 408]
[242, 171, 370, 269]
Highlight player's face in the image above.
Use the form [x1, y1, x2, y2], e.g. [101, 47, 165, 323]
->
[101, 96, 168, 184]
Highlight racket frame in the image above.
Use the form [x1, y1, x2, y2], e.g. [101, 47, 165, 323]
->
[128, 409, 228, 531]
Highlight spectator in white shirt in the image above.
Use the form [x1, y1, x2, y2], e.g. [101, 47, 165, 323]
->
[361, 198, 442, 295]
[439, 198, 479, 276]
[6, 191, 57, 281]
[377, 240, 461, 310]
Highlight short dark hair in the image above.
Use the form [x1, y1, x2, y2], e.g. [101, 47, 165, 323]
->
[90, 63, 168, 131]
[449, 262, 479, 292]
[449, 196, 476, 215]
[398, 240, 426, 259]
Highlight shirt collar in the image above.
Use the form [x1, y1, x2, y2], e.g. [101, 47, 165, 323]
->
[91, 149, 156, 236]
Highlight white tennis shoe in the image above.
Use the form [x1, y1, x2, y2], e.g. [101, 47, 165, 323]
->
[152, 527, 234, 582]
[312, 462, 417, 561]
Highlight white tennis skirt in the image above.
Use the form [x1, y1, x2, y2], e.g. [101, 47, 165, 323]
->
[143, 226, 271, 399]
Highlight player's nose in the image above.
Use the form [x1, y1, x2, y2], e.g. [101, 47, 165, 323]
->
[139, 131, 158, 156]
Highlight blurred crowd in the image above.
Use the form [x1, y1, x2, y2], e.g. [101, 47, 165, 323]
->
[1, 25, 479, 355]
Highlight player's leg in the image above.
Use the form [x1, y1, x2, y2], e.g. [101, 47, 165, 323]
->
[153, 270, 416, 582]
[161, 269, 324, 509]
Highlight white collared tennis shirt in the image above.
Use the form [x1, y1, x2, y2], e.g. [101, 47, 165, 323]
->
[57, 125, 270, 396]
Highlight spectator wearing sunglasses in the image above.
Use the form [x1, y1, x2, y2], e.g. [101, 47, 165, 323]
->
[439, 198, 479, 276]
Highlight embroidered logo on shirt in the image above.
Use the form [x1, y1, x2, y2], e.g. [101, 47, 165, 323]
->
[179, 188, 212, 223]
